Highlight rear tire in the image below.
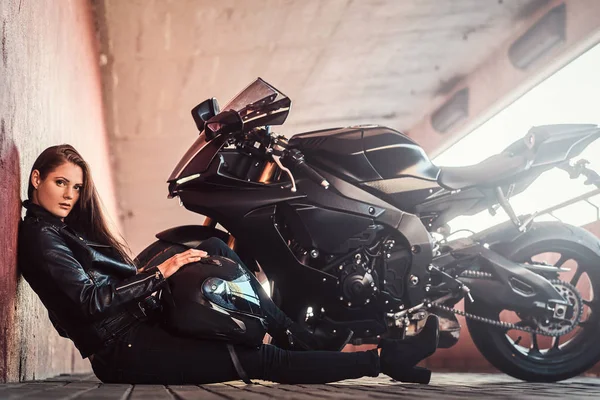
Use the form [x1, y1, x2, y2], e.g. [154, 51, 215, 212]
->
[466, 222, 600, 382]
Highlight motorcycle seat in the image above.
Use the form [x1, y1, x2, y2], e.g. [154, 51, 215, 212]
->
[437, 152, 529, 190]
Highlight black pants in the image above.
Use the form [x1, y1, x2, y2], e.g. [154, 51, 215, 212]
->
[91, 238, 380, 384]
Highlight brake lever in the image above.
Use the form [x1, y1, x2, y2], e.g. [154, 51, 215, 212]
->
[272, 155, 297, 193]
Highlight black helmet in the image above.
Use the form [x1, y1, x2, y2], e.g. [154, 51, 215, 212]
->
[161, 255, 268, 347]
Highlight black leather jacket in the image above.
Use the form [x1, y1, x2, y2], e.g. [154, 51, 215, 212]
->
[18, 201, 166, 358]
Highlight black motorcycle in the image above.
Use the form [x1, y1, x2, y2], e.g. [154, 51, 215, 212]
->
[136, 78, 600, 382]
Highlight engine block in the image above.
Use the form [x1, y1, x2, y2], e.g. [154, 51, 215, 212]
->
[338, 252, 379, 307]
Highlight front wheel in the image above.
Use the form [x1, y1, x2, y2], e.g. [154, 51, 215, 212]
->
[466, 222, 600, 382]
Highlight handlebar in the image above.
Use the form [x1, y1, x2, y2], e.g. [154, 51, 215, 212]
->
[234, 128, 330, 191]
[298, 162, 330, 189]
[283, 149, 330, 189]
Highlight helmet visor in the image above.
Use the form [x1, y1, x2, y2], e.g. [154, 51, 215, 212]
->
[202, 275, 264, 317]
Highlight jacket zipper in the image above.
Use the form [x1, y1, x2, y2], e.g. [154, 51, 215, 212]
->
[115, 272, 159, 291]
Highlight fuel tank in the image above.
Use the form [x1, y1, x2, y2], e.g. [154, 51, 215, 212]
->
[289, 126, 441, 210]
[289, 125, 439, 182]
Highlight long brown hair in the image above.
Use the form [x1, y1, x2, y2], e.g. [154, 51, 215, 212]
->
[27, 145, 134, 265]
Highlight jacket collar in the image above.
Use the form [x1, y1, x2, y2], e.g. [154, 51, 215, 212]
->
[22, 200, 67, 229]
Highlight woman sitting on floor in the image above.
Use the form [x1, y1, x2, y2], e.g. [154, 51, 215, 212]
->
[17, 144, 438, 385]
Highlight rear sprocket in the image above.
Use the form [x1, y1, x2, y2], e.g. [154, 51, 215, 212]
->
[532, 279, 583, 337]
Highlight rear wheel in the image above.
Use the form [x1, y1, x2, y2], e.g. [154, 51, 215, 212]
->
[466, 222, 600, 382]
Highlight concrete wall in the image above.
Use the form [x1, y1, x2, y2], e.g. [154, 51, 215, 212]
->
[0, 0, 118, 383]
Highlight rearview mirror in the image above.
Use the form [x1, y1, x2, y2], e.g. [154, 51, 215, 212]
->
[191, 98, 220, 132]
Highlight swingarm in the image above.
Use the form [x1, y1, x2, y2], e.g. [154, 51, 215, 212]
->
[428, 238, 569, 319]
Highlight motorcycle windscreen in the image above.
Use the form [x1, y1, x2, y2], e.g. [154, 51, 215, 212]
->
[224, 78, 291, 130]
[202, 275, 264, 317]
[167, 132, 228, 182]
[168, 78, 291, 182]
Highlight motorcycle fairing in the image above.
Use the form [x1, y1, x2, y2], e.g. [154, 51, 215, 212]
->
[172, 149, 433, 317]
[289, 126, 440, 184]
[289, 127, 382, 183]
[156, 225, 231, 248]
[168, 133, 228, 183]
[275, 202, 375, 254]
[362, 177, 441, 214]
[515, 124, 600, 167]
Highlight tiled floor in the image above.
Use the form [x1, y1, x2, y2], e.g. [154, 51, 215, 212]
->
[2, 373, 600, 399]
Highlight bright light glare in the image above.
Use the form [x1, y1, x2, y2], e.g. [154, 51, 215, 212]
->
[261, 280, 271, 298]
[434, 42, 600, 233]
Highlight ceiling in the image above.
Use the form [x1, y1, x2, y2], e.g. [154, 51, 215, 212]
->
[97, 0, 552, 252]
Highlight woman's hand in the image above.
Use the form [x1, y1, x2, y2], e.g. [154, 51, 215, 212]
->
[156, 248, 208, 279]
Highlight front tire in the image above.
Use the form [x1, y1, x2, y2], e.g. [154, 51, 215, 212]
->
[466, 222, 600, 382]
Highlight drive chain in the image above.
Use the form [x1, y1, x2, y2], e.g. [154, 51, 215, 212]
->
[432, 278, 583, 337]
[431, 278, 582, 337]
[431, 303, 560, 336]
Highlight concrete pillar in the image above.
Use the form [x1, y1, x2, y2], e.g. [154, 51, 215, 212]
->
[0, 0, 118, 382]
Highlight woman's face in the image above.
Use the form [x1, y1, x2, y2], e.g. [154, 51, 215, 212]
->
[31, 162, 84, 220]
